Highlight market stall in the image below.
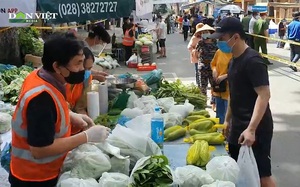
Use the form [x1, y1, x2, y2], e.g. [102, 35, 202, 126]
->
[0, 64, 245, 187]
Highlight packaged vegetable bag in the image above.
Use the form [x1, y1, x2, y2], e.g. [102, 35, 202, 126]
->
[99, 172, 129, 187]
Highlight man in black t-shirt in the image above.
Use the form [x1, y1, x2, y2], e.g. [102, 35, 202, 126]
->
[209, 18, 276, 187]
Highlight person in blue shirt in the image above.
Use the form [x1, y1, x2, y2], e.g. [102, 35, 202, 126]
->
[287, 11, 300, 72]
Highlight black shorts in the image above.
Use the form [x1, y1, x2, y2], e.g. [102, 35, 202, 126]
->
[228, 133, 273, 178]
[159, 39, 166, 47]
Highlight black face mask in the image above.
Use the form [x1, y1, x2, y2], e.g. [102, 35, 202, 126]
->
[63, 67, 85, 84]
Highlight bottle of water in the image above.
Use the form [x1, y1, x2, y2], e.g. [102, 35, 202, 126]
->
[151, 107, 164, 151]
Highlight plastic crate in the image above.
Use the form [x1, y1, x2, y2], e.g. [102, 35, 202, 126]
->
[128, 62, 138, 68]
[137, 65, 157, 71]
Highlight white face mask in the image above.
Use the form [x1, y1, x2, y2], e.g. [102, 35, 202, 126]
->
[202, 33, 210, 39]
[255, 16, 260, 19]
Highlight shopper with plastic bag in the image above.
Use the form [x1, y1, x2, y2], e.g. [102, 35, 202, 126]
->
[209, 17, 276, 187]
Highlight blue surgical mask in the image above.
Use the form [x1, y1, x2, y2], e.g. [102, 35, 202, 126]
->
[84, 70, 91, 80]
[202, 33, 210, 39]
[217, 41, 232, 53]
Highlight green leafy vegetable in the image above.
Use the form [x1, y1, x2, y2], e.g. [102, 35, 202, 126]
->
[130, 155, 173, 187]
[0, 65, 33, 104]
[153, 80, 207, 109]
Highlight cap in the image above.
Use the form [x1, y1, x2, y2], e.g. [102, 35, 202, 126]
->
[194, 24, 215, 35]
[209, 17, 244, 39]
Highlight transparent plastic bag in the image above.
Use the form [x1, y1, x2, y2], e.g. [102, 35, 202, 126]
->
[201, 180, 236, 187]
[174, 165, 214, 187]
[121, 108, 143, 119]
[206, 156, 240, 183]
[125, 114, 152, 137]
[157, 97, 176, 112]
[99, 172, 129, 187]
[169, 100, 195, 118]
[236, 146, 260, 187]
[127, 92, 139, 109]
[163, 112, 183, 129]
[110, 156, 130, 176]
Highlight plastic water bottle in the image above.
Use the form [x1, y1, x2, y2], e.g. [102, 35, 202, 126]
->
[151, 107, 164, 151]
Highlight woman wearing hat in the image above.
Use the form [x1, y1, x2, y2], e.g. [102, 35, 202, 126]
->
[195, 24, 218, 110]
[187, 23, 204, 88]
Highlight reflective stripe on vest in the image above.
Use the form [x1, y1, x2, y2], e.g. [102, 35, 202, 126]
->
[11, 85, 68, 164]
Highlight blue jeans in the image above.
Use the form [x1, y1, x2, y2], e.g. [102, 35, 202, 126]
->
[216, 97, 228, 124]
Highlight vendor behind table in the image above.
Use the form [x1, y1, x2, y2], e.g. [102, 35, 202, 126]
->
[9, 33, 110, 187]
[82, 25, 111, 82]
[65, 47, 95, 135]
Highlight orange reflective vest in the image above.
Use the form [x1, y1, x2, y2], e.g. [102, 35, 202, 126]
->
[66, 74, 92, 110]
[66, 74, 92, 135]
[122, 29, 135, 46]
[10, 70, 71, 182]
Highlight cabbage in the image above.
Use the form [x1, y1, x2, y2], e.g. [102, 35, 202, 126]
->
[0, 112, 11, 133]
[143, 41, 153, 45]
[206, 156, 240, 183]
[135, 41, 143, 46]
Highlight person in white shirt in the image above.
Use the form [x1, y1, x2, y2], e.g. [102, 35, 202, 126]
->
[157, 16, 167, 58]
[248, 11, 259, 48]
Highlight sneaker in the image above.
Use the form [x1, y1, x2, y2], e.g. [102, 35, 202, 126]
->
[290, 65, 298, 72]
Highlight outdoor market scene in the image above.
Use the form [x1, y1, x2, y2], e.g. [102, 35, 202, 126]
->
[0, 0, 300, 186]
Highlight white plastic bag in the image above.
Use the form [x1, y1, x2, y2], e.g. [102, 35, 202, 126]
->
[174, 165, 214, 187]
[125, 114, 152, 136]
[69, 145, 111, 179]
[95, 142, 129, 159]
[157, 97, 176, 112]
[201, 180, 236, 187]
[169, 100, 194, 118]
[127, 92, 139, 109]
[163, 112, 183, 129]
[99, 172, 129, 187]
[206, 156, 240, 183]
[121, 108, 143, 118]
[133, 95, 158, 114]
[59, 178, 99, 187]
[236, 146, 260, 187]
[110, 156, 130, 176]
[57, 171, 99, 187]
[0, 112, 12, 133]
[110, 125, 148, 154]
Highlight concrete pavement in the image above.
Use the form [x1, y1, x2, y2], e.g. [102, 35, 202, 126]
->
[112, 32, 300, 186]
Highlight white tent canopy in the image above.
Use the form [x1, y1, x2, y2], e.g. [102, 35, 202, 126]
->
[219, 5, 244, 14]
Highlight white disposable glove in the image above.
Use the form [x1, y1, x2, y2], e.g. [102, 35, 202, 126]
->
[83, 125, 110, 143]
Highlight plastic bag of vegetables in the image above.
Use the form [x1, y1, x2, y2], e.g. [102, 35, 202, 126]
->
[99, 172, 130, 187]
[110, 156, 130, 176]
[201, 180, 236, 187]
[57, 171, 99, 187]
[174, 165, 214, 187]
[129, 155, 173, 187]
[62, 144, 111, 179]
[0, 112, 12, 134]
[206, 156, 240, 183]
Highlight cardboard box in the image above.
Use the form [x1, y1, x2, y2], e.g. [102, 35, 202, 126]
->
[24, 54, 42, 68]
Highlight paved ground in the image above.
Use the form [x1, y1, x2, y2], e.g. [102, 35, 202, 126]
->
[111, 32, 300, 187]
